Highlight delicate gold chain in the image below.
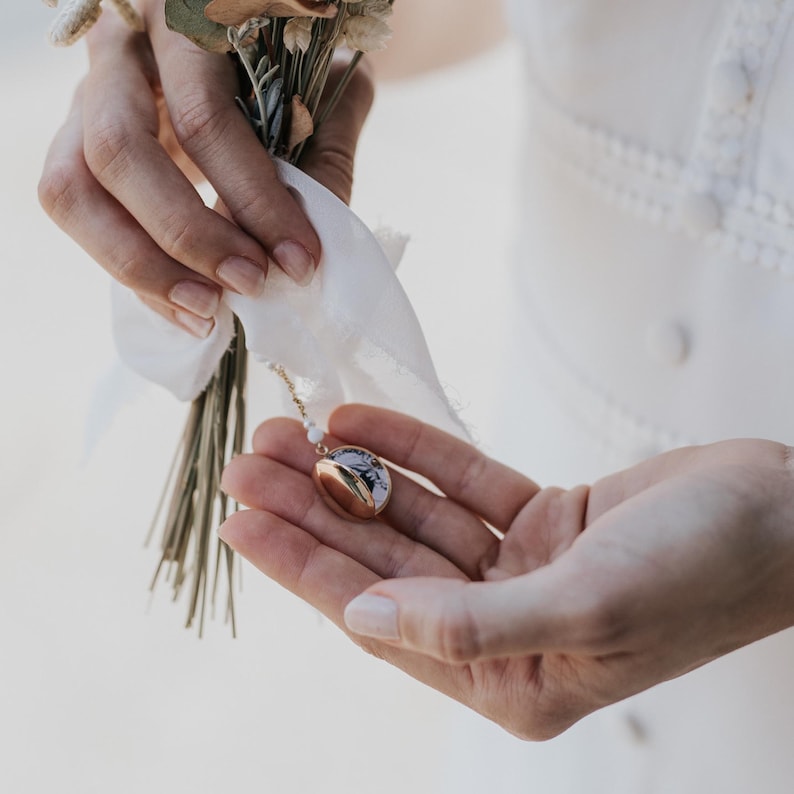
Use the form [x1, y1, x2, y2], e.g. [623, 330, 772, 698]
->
[269, 363, 329, 456]
[270, 364, 309, 422]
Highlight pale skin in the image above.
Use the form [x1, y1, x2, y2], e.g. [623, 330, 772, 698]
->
[220, 406, 794, 739]
[41, 0, 794, 737]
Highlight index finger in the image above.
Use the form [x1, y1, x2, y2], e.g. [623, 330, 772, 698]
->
[148, 8, 322, 283]
[83, 15, 273, 293]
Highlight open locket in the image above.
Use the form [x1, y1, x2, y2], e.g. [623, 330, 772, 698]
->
[312, 445, 392, 522]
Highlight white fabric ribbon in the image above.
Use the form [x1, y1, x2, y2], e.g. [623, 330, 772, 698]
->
[112, 160, 467, 439]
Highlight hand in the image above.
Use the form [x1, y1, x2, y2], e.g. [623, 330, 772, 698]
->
[39, 1, 373, 338]
[220, 405, 794, 739]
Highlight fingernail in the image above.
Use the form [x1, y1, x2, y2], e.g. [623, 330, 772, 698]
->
[169, 281, 220, 319]
[217, 518, 232, 543]
[217, 256, 266, 297]
[344, 594, 400, 640]
[273, 240, 315, 286]
[175, 310, 215, 339]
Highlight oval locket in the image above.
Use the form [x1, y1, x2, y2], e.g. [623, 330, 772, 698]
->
[312, 445, 392, 522]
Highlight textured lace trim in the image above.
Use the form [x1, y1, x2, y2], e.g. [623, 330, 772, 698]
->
[528, 0, 794, 278]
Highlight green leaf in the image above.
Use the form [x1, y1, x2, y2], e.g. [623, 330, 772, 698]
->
[165, 0, 232, 53]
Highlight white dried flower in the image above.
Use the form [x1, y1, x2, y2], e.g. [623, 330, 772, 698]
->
[341, 14, 391, 52]
[283, 17, 313, 54]
[41, 0, 59, 9]
[49, 0, 102, 46]
[48, 0, 143, 46]
[344, 0, 392, 22]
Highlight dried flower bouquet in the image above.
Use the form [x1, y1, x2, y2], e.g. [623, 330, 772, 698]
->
[45, 0, 394, 634]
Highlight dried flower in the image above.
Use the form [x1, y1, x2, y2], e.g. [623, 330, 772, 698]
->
[344, 0, 392, 22]
[287, 95, 314, 152]
[49, 0, 103, 45]
[205, 0, 338, 27]
[341, 13, 391, 52]
[283, 16, 313, 53]
[48, 0, 142, 46]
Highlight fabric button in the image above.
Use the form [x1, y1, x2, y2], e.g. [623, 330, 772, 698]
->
[679, 192, 721, 236]
[712, 62, 751, 110]
[646, 321, 690, 367]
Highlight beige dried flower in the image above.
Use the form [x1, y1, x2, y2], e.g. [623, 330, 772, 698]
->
[48, 0, 143, 46]
[287, 95, 314, 152]
[344, 0, 392, 22]
[205, 0, 338, 27]
[283, 16, 313, 54]
[49, 0, 103, 46]
[341, 13, 391, 52]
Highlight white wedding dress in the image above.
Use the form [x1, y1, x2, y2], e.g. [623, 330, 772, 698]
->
[443, 1, 794, 791]
[11, 3, 794, 792]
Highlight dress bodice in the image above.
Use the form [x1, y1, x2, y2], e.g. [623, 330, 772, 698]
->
[462, 9, 794, 793]
[503, 0, 794, 455]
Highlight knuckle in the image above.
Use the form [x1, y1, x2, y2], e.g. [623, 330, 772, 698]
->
[229, 181, 276, 223]
[84, 116, 134, 183]
[158, 211, 200, 260]
[436, 605, 482, 664]
[456, 450, 487, 495]
[170, 88, 228, 156]
[113, 255, 147, 290]
[38, 161, 83, 223]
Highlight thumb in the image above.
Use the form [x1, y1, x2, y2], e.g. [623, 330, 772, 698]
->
[343, 573, 578, 664]
[299, 60, 374, 204]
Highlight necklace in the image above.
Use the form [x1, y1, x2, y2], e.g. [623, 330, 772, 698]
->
[266, 362, 392, 522]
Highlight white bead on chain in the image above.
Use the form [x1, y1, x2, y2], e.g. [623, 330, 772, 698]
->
[258, 357, 329, 451]
[258, 356, 393, 522]
[304, 419, 326, 445]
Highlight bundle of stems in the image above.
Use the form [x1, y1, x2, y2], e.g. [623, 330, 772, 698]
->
[149, 320, 246, 637]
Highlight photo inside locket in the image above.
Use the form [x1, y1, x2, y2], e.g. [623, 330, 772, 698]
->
[328, 448, 391, 509]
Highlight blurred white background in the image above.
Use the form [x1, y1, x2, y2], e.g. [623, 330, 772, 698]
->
[0, 4, 523, 792]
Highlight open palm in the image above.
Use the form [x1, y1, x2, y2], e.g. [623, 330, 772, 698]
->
[221, 406, 794, 739]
